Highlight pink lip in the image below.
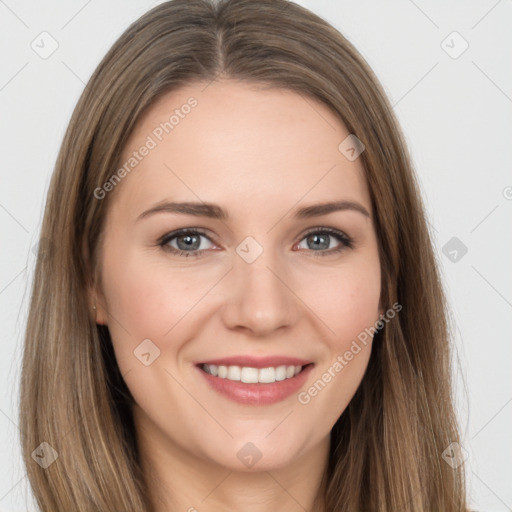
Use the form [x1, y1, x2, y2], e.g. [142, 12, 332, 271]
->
[197, 355, 312, 369]
[196, 363, 314, 405]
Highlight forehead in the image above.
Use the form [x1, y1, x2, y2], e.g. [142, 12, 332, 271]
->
[110, 79, 371, 223]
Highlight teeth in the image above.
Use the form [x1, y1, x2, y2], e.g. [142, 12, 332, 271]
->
[241, 367, 258, 383]
[202, 364, 304, 383]
[227, 365, 241, 381]
[275, 365, 286, 381]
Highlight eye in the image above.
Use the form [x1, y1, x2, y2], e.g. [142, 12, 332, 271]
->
[295, 227, 353, 257]
[158, 229, 216, 258]
[158, 227, 353, 258]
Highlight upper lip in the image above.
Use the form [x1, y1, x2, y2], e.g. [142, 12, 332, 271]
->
[197, 355, 313, 369]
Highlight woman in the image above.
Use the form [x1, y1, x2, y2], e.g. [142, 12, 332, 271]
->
[20, 0, 469, 510]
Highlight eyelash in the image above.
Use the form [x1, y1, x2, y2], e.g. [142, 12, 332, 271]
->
[157, 227, 353, 259]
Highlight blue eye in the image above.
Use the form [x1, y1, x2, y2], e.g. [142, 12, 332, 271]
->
[158, 227, 353, 258]
[297, 228, 353, 256]
[158, 229, 215, 258]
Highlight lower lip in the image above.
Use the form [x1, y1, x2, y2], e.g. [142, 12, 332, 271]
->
[196, 364, 314, 405]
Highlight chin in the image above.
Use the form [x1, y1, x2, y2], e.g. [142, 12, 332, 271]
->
[202, 436, 308, 473]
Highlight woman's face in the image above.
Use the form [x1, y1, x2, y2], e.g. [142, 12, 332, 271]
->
[94, 79, 383, 473]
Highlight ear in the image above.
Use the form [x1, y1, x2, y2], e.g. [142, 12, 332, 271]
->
[83, 237, 108, 326]
[378, 296, 385, 318]
[87, 282, 108, 326]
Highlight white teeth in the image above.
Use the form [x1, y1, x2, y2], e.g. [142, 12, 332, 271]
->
[258, 367, 275, 383]
[241, 367, 259, 383]
[275, 365, 286, 381]
[227, 365, 241, 381]
[202, 364, 305, 383]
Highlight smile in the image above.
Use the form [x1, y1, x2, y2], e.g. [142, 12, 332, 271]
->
[196, 361, 314, 405]
[201, 363, 304, 383]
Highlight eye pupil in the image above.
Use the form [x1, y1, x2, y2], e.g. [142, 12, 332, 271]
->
[308, 233, 329, 250]
[177, 234, 200, 251]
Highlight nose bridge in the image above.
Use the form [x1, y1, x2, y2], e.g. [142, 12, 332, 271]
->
[221, 234, 298, 335]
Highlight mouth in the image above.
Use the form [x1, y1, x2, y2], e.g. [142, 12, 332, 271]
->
[194, 358, 315, 405]
[199, 362, 313, 383]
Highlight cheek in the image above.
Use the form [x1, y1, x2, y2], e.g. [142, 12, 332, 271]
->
[99, 253, 205, 411]
[299, 257, 381, 349]
[294, 262, 380, 425]
[101, 233, 381, 363]
[102, 249, 212, 339]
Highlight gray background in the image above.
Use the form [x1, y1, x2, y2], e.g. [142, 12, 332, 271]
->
[1, 0, 511, 510]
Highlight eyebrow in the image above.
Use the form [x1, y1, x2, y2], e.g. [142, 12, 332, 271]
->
[137, 200, 370, 222]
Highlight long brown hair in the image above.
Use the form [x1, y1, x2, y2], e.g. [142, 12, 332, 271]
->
[20, 0, 469, 510]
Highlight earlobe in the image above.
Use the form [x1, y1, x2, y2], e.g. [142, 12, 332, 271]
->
[83, 238, 108, 325]
[377, 299, 385, 319]
[91, 303, 100, 324]
[94, 301, 108, 326]
[88, 284, 108, 326]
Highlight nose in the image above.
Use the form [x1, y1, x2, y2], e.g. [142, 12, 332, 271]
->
[220, 244, 300, 337]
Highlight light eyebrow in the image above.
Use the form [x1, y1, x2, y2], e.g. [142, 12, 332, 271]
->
[136, 199, 370, 222]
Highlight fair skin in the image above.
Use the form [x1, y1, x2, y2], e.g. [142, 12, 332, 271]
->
[92, 79, 383, 511]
